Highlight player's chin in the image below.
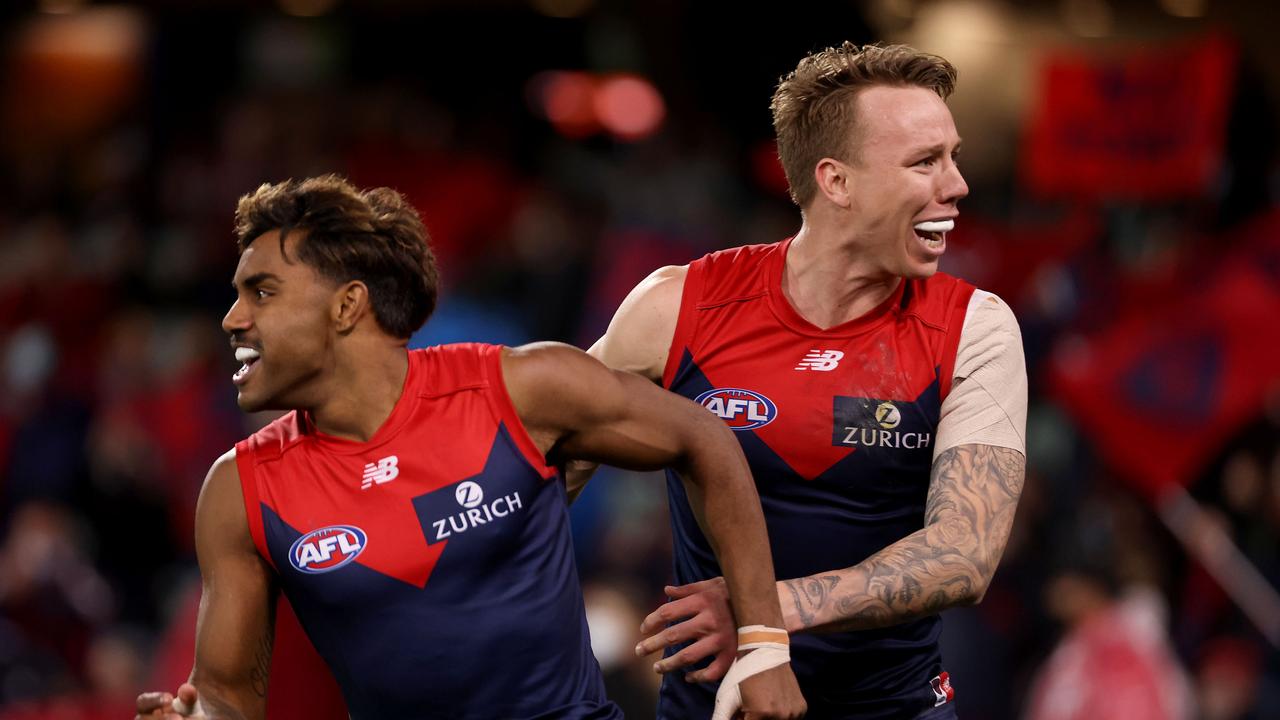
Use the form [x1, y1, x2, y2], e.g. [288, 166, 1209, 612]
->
[899, 256, 941, 280]
[235, 388, 270, 413]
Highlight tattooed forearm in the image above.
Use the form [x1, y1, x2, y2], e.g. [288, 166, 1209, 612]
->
[783, 575, 842, 628]
[249, 627, 273, 698]
[785, 444, 1025, 634]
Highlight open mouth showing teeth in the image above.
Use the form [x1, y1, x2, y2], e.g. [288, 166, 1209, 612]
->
[913, 219, 953, 249]
[233, 347, 261, 384]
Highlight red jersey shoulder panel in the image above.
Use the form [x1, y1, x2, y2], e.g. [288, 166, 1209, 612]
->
[902, 273, 975, 398]
[235, 411, 306, 571]
[479, 344, 558, 479]
[695, 242, 779, 307]
[662, 242, 781, 387]
[408, 344, 489, 399]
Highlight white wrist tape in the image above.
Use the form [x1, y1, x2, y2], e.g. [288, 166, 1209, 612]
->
[735, 624, 790, 651]
[710, 626, 791, 720]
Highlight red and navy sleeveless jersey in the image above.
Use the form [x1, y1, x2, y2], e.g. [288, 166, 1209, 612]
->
[659, 239, 973, 720]
[235, 344, 620, 720]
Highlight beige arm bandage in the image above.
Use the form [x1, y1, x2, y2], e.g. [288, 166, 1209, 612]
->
[934, 290, 1028, 458]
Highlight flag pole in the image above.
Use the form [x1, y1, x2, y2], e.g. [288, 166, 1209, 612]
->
[1156, 485, 1280, 647]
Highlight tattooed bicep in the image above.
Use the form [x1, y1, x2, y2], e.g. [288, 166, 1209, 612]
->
[925, 445, 1025, 568]
[927, 445, 1025, 513]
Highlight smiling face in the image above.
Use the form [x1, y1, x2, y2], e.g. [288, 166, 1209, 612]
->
[222, 229, 340, 412]
[838, 85, 968, 279]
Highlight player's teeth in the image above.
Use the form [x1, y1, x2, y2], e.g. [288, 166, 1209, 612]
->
[913, 220, 954, 233]
[235, 347, 261, 363]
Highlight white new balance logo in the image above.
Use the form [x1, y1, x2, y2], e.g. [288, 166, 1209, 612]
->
[361, 456, 399, 490]
[795, 350, 844, 371]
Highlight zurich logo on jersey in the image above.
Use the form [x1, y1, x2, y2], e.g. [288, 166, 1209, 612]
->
[695, 388, 777, 431]
[289, 525, 367, 574]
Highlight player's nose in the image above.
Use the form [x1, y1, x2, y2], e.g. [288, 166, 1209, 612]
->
[222, 298, 251, 335]
[939, 160, 968, 205]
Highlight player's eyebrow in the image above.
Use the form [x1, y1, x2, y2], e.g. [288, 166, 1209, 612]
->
[232, 272, 282, 291]
[913, 139, 963, 157]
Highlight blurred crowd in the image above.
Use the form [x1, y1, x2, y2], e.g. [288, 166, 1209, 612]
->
[1, 2, 1279, 719]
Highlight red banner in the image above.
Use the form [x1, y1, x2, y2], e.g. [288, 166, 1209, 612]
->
[1022, 35, 1237, 200]
[1049, 211, 1280, 498]
[941, 207, 1098, 307]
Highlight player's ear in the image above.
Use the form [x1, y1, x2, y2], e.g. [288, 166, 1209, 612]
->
[814, 157, 853, 209]
[333, 280, 371, 334]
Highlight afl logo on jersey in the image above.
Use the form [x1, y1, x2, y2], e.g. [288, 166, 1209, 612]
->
[695, 388, 777, 431]
[289, 525, 367, 574]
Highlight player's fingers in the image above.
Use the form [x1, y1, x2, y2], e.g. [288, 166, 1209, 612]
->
[636, 616, 710, 657]
[136, 692, 174, 713]
[639, 595, 703, 635]
[663, 577, 724, 599]
[172, 683, 202, 717]
[655, 634, 722, 674]
[683, 648, 734, 684]
[678, 637, 733, 682]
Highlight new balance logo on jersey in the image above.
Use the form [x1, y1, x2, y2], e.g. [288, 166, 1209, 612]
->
[361, 455, 399, 489]
[795, 349, 844, 371]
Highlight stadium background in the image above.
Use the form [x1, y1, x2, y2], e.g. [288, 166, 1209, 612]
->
[0, 0, 1278, 717]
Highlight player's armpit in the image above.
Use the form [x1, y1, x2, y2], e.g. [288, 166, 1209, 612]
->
[562, 459, 596, 504]
[184, 451, 277, 720]
[778, 443, 1026, 634]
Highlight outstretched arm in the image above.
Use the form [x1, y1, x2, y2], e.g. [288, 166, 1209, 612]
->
[136, 451, 276, 720]
[504, 342, 803, 719]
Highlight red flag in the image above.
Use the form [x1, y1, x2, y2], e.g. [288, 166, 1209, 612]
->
[941, 207, 1098, 307]
[1022, 35, 1237, 200]
[1049, 211, 1280, 498]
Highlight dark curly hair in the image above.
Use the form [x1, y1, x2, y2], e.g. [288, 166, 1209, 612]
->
[234, 174, 439, 339]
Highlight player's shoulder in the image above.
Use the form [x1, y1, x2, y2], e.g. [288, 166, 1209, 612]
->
[902, 272, 985, 328]
[238, 410, 305, 462]
[690, 240, 783, 304]
[238, 409, 308, 460]
[207, 447, 240, 483]
[912, 271, 974, 300]
[696, 241, 781, 277]
[961, 287, 1021, 335]
[196, 448, 257, 552]
[697, 240, 781, 269]
[501, 342, 594, 389]
[623, 264, 688, 307]
[199, 448, 245, 515]
[404, 343, 505, 397]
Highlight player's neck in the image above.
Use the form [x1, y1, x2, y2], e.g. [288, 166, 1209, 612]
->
[306, 343, 410, 443]
[784, 222, 901, 330]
